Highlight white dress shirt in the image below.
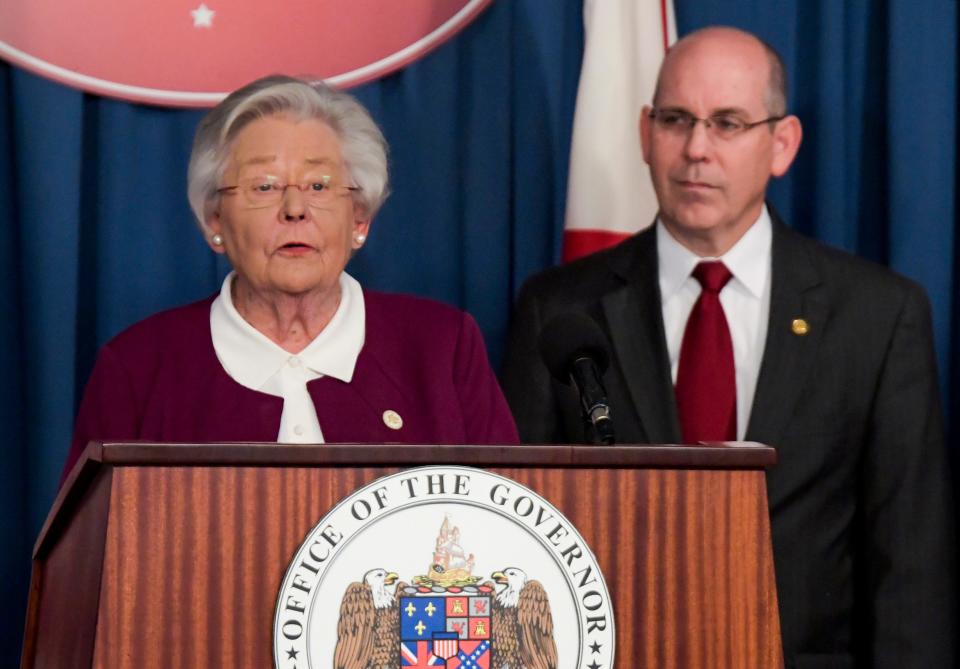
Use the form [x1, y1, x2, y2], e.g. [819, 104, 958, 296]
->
[658, 207, 772, 439]
[209, 271, 366, 443]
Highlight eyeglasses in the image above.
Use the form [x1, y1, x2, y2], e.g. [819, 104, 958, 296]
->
[649, 108, 786, 140]
[216, 174, 361, 209]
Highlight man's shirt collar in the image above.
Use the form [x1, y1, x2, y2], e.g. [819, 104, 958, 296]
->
[657, 205, 772, 300]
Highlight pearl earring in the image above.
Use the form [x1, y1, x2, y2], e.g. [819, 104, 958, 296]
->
[211, 233, 223, 246]
[355, 234, 366, 244]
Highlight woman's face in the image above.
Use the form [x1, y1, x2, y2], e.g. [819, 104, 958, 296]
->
[207, 114, 369, 298]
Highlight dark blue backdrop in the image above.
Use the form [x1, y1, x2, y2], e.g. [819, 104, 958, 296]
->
[2, 0, 957, 662]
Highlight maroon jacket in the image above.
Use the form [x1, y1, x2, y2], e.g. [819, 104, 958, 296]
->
[63, 290, 519, 479]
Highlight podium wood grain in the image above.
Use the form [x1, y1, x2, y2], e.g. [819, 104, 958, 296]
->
[24, 443, 782, 668]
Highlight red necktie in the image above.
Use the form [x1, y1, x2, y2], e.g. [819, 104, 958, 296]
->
[675, 261, 736, 442]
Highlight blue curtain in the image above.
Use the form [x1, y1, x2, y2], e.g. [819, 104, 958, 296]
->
[1, 0, 956, 662]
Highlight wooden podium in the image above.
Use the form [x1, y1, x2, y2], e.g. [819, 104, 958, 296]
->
[22, 442, 782, 668]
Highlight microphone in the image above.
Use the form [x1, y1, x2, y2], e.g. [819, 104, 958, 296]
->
[538, 313, 616, 445]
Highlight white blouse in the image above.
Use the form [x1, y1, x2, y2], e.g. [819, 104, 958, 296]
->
[209, 271, 365, 443]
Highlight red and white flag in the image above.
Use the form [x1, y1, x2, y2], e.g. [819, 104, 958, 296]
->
[562, 0, 676, 263]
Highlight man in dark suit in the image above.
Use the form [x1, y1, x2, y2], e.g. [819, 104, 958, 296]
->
[501, 26, 955, 667]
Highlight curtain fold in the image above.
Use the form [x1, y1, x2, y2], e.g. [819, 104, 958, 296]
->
[0, 61, 29, 657]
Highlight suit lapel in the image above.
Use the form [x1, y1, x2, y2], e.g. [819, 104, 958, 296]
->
[601, 229, 682, 444]
[746, 219, 827, 445]
[309, 351, 414, 444]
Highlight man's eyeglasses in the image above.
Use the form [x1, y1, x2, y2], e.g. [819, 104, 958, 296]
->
[217, 174, 361, 209]
[649, 108, 785, 140]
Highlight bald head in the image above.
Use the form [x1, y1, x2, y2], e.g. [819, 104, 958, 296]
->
[638, 25, 802, 256]
[654, 27, 787, 117]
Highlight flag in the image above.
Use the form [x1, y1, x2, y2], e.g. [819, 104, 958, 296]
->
[561, 0, 677, 262]
[400, 641, 446, 667]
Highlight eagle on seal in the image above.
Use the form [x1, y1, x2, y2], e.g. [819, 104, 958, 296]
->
[488, 567, 558, 669]
[333, 567, 406, 669]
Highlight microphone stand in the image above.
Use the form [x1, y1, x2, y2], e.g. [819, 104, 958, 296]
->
[570, 356, 616, 445]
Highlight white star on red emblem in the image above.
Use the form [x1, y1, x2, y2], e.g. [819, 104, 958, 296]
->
[190, 3, 215, 28]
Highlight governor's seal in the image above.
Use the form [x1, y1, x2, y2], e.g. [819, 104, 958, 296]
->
[273, 466, 615, 668]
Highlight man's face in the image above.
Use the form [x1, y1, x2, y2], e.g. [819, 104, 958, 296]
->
[640, 31, 799, 254]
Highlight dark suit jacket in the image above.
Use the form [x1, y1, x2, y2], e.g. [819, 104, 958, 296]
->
[63, 289, 519, 479]
[501, 217, 956, 668]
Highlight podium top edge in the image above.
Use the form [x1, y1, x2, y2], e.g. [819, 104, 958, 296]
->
[36, 442, 776, 558]
[92, 441, 777, 469]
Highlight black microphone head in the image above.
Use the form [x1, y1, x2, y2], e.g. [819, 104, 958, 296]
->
[538, 313, 611, 384]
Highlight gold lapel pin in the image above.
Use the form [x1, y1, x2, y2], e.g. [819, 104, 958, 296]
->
[791, 318, 810, 336]
[383, 410, 403, 430]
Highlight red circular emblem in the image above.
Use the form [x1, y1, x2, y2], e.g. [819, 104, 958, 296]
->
[0, 0, 492, 107]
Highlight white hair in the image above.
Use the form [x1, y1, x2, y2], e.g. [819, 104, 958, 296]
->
[187, 75, 390, 233]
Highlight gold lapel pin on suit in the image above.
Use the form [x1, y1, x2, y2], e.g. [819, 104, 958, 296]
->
[791, 318, 810, 336]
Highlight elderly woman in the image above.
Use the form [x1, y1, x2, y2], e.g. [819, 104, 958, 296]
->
[61, 75, 518, 478]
